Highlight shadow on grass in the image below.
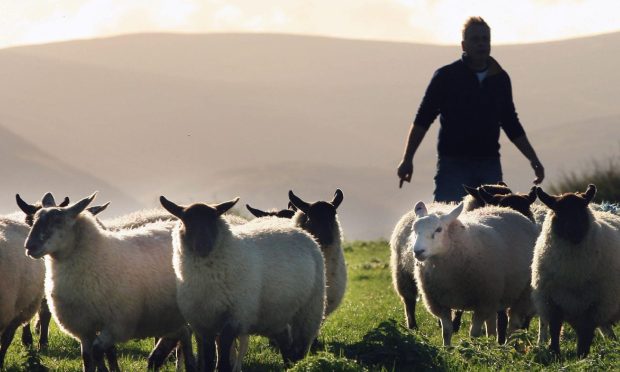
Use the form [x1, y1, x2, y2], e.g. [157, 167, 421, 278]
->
[326, 319, 449, 371]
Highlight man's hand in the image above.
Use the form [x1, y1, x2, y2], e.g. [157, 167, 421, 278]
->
[532, 161, 545, 184]
[397, 160, 413, 188]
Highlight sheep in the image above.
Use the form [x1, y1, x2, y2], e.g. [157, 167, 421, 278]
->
[532, 185, 620, 357]
[390, 183, 511, 333]
[24, 193, 195, 372]
[0, 214, 45, 369]
[287, 189, 346, 318]
[411, 201, 540, 346]
[14, 192, 70, 352]
[247, 190, 346, 318]
[160, 196, 326, 371]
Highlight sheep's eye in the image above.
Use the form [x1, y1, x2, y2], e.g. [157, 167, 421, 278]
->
[435, 227, 442, 233]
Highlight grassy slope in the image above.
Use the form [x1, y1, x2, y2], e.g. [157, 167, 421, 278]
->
[3, 240, 620, 371]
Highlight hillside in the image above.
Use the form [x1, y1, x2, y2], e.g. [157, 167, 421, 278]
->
[0, 32, 619, 238]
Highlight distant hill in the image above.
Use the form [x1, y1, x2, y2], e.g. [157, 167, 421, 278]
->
[0, 32, 618, 239]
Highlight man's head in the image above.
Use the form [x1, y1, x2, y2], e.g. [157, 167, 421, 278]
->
[461, 17, 491, 67]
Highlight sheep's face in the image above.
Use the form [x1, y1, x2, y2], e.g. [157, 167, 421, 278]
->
[160, 196, 239, 257]
[289, 189, 343, 247]
[25, 193, 95, 259]
[537, 185, 595, 244]
[178, 204, 220, 257]
[410, 201, 462, 261]
[479, 187, 537, 220]
[25, 209, 69, 258]
[463, 183, 512, 209]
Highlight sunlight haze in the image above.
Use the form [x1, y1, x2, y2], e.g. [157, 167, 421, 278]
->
[1, 0, 618, 49]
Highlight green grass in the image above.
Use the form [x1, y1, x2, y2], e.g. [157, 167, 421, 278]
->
[4, 240, 620, 371]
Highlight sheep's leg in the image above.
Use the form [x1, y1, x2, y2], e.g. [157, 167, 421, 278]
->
[231, 336, 249, 372]
[574, 319, 596, 358]
[148, 337, 178, 370]
[104, 345, 120, 372]
[537, 318, 550, 345]
[80, 338, 97, 372]
[36, 298, 51, 350]
[273, 328, 295, 366]
[395, 270, 418, 329]
[93, 331, 116, 372]
[196, 332, 216, 372]
[548, 306, 563, 356]
[598, 324, 617, 340]
[179, 326, 196, 372]
[216, 325, 236, 372]
[470, 311, 493, 338]
[437, 309, 454, 346]
[21, 324, 34, 347]
[484, 314, 497, 338]
[0, 319, 21, 369]
[495, 310, 507, 344]
[451, 310, 463, 333]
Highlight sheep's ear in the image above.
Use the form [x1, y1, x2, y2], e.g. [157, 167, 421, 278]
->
[444, 202, 464, 223]
[279, 209, 296, 219]
[88, 202, 110, 216]
[414, 201, 427, 217]
[536, 187, 558, 209]
[288, 191, 310, 214]
[583, 184, 597, 204]
[478, 188, 499, 205]
[67, 192, 97, 217]
[15, 194, 38, 215]
[527, 186, 537, 204]
[463, 184, 479, 198]
[288, 202, 297, 211]
[246, 204, 269, 218]
[215, 198, 240, 216]
[58, 197, 70, 207]
[160, 196, 185, 219]
[332, 189, 344, 209]
[498, 181, 508, 187]
[41, 192, 57, 207]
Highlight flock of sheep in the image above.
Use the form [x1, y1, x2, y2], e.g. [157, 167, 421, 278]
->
[0, 189, 347, 371]
[2, 182, 618, 371]
[390, 183, 620, 359]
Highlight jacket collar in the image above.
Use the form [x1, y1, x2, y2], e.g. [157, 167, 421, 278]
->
[461, 53, 502, 76]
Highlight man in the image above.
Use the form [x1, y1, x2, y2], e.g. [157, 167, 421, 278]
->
[397, 17, 544, 199]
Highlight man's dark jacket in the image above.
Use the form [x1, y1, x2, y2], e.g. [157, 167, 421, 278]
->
[414, 55, 525, 158]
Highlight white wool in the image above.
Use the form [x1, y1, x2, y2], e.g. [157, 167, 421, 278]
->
[28, 209, 187, 359]
[532, 207, 620, 340]
[411, 203, 539, 346]
[173, 214, 325, 366]
[0, 216, 45, 368]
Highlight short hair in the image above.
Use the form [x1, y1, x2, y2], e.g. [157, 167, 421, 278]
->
[462, 17, 490, 40]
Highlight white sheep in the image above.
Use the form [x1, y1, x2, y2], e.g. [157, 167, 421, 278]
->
[411, 201, 539, 346]
[245, 190, 346, 317]
[14, 192, 70, 352]
[160, 196, 326, 371]
[532, 185, 620, 357]
[0, 215, 45, 369]
[390, 183, 510, 333]
[24, 193, 195, 372]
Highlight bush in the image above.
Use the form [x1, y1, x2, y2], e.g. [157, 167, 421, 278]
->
[550, 155, 620, 203]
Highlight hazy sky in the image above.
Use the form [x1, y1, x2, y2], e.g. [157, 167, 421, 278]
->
[1, 0, 618, 49]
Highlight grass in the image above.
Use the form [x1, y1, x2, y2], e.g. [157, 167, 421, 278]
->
[550, 154, 620, 203]
[3, 240, 620, 371]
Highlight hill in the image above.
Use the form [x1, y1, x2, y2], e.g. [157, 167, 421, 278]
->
[0, 32, 619, 238]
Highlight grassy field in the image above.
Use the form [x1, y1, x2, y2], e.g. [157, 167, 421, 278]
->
[3, 240, 620, 371]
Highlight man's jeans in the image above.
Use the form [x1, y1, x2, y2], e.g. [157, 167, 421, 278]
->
[434, 156, 503, 203]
